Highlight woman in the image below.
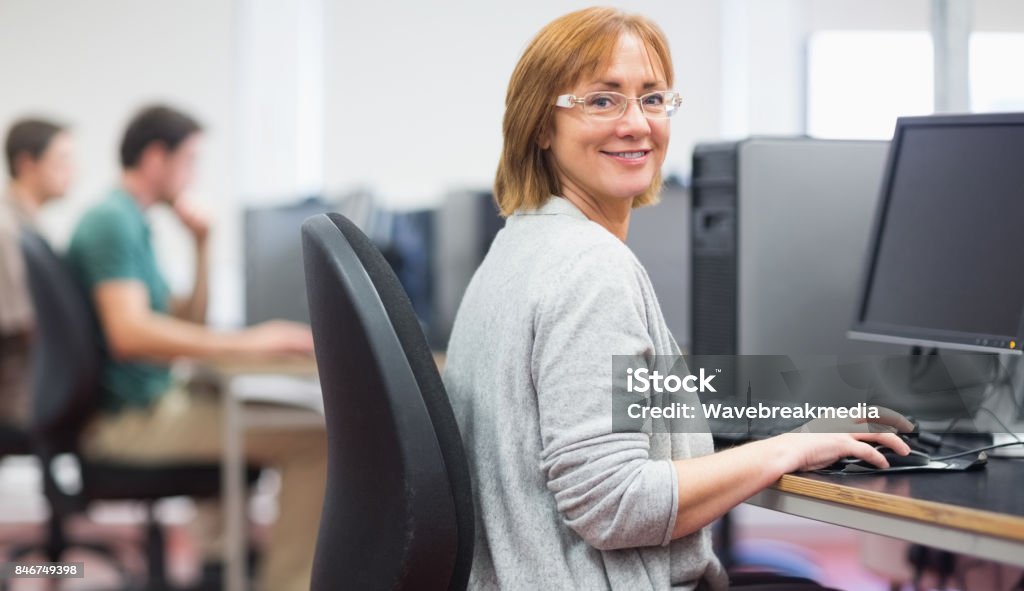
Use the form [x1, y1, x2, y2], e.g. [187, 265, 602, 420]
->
[443, 8, 910, 590]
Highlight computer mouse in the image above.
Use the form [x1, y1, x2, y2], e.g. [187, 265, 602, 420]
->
[853, 447, 931, 469]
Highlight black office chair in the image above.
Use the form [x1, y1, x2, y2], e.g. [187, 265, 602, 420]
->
[302, 213, 473, 590]
[8, 229, 255, 591]
[0, 423, 31, 457]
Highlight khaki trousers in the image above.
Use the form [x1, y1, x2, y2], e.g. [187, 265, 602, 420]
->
[83, 387, 326, 591]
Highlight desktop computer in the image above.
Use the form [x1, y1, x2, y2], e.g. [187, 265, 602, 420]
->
[849, 112, 1024, 455]
[689, 137, 903, 437]
[243, 190, 379, 326]
[244, 196, 336, 325]
[690, 137, 897, 357]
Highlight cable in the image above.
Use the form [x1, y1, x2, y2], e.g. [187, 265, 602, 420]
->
[929, 408, 1024, 461]
[976, 406, 1023, 444]
[988, 353, 1024, 417]
[927, 379, 1023, 454]
[932, 439, 1024, 461]
[814, 438, 1024, 474]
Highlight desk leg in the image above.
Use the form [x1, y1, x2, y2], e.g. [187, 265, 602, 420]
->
[223, 385, 247, 591]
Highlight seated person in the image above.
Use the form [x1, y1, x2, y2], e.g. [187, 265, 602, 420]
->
[1, 118, 74, 428]
[66, 105, 324, 591]
[442, 8, 911, 591]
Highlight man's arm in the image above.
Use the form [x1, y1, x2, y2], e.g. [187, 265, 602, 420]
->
[169, 239, 208, 323]
[95, 280, 311, 362]
[168, 197, 210, 323]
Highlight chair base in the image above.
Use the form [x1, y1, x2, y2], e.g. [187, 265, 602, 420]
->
[1, 504, 175, 591]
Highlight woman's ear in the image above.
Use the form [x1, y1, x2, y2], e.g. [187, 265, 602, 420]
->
[537, 127, 551, 150]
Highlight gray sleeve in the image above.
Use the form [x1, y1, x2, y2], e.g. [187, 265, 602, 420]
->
[532, 243, 679, 551]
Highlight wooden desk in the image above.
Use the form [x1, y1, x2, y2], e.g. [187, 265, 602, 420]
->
[205, 354, 317, 377]
[209, 352, 445, 376]
[746, 460, 1024, 566]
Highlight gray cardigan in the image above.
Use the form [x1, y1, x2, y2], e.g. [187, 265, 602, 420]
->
[443, 197, 728, 590]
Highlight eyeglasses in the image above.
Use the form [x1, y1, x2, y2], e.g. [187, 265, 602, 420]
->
[554, 90, 683, 120]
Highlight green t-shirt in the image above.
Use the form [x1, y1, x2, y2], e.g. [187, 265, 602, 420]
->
[66, 188, 172, 411]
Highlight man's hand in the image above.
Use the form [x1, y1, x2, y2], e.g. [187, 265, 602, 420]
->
[242, 321, 315, 356]
[172, 197, 211, 244]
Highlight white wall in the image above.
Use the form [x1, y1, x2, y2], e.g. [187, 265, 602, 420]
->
[975, 0, 1024, 29]
[324, 0, 1024, 203]
[322, 0, 723, 208]
[719, 0, 933, 139]
[3, 0, 1023, 324]
[0, 0, 238, 323]
[720, 0, 807, 138]
[234, 0, 325, 202]
[805, 0, 930, 30]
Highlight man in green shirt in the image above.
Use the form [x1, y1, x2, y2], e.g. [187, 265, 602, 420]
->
[67, 105, 324, 591]
[66, 185, 175, 410]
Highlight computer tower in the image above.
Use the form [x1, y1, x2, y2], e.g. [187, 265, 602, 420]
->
[690, 137, 894, 356]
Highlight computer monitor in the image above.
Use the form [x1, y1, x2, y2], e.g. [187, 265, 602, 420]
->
[244, 196, 334, 325]
[850, 112, 1024, 355]
[431, 189, 502, 349]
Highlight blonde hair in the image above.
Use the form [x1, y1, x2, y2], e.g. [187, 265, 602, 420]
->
[494, 7, 674, 217]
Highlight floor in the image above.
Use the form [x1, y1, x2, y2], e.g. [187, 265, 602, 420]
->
[0, 456, 273, 590]
[729, 504, 893, 590]
[1, 455, 1017, 590]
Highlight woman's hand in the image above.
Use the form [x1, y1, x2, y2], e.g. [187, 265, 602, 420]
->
[773, 430, 912, 472]
[670, 427, 911, 539]
[793, 405, 915, 434]
[776, 405, 915, 470]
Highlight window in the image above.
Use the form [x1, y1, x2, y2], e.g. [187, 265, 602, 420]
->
[806, 31, 934, 139]
[970, 33, 1024, 113]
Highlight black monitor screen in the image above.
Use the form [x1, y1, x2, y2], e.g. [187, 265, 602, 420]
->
[853, 113, 1024, 353]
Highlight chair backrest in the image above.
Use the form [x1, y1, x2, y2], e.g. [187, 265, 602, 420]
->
[0, 424, 32, 456]
[302, 213, 473, 591]
[19, 230, 103, 451]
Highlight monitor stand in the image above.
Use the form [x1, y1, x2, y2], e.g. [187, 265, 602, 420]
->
[967, 358, 1024, 457]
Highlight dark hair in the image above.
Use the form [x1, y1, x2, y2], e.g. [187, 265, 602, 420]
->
[120, 105, 202, 169]
[5, 118, 66, 178]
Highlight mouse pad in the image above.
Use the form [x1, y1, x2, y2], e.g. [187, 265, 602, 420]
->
[816, 453, 988, 475]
